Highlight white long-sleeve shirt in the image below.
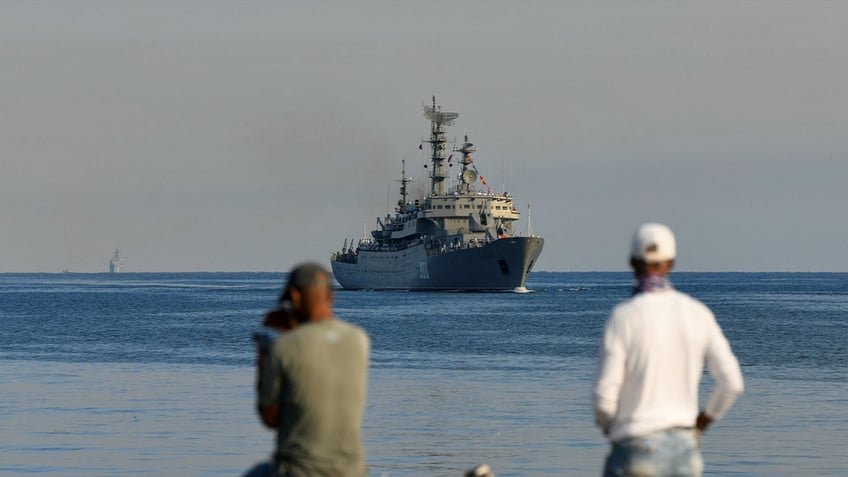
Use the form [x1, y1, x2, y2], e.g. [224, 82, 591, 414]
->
[593, 288, 744, 442]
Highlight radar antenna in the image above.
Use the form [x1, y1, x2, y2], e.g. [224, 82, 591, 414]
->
[422, 97, 459, 126]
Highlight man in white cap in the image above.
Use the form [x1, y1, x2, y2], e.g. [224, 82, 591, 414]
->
[593, 223, 744, 477]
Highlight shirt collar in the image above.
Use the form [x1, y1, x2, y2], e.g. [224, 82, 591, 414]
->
[632, 274, 673, 296]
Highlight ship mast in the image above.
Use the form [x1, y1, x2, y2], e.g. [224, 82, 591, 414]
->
[457, 132, 477, 195]
[396, 159, 414, 210]
[423, 96, 458, 196]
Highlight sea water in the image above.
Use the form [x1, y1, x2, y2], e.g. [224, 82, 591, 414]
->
[1, 272, 846, 476]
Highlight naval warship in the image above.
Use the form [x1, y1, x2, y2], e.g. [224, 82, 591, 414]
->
[330, 98, 544, 291]
[109, 249, 125, 273]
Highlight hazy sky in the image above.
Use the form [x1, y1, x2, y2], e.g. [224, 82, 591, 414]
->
[2, 1, 847, 272]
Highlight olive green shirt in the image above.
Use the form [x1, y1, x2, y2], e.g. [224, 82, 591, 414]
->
[259, 319, 369, 477]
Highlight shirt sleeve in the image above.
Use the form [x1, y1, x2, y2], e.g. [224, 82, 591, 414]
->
[593, 312, 626, 432]
[257, 341, 283, 408]
[703, 316, 745, 419]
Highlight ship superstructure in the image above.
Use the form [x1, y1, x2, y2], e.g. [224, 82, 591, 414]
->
[330, 98, 544, 290]
[109, 249, 125, 273]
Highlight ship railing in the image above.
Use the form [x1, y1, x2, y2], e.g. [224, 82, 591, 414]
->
[445, 187, 514, 199]
[384, 211, 419, 229]
[330, 251, 358, 264]
[355, 237, 425, 253]
[511, 232, 541, 238]
[425, 236, 497, 256]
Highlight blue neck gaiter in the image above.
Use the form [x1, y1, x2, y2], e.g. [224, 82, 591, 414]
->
[632, 275, 673, 296]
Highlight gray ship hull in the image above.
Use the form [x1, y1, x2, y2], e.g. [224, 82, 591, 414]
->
[331, 236, 544, 290]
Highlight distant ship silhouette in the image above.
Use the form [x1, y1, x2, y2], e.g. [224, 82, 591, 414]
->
[109, 249, 125, 273]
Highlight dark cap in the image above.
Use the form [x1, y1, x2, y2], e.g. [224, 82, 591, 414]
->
[277, 262, 332, 308]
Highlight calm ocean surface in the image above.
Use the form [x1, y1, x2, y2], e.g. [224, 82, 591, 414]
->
[1, 272, 846, 476]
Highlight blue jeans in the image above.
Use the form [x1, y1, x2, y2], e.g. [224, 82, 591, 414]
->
[603, 428, 704, 477]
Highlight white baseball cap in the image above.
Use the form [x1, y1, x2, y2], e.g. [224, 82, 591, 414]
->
[631, 223, 676, 263]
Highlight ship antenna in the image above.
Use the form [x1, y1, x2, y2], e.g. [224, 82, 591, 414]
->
[501, 159, 505, 195]
[456, 131, 477, 195]
[396, 159, 414, 209]
[422, 96, 458, 196]
[526, 202, 535, 237]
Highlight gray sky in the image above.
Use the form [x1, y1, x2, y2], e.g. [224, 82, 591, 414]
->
[2, 1, 847, 272]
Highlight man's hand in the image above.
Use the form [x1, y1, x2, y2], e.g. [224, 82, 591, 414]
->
[695, 411, 713, 434]
[594, 410, 612, 437]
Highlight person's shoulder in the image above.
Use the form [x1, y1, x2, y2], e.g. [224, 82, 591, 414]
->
[277, 320, 324, 345]
[667, 289, 718, 322]
[670, 289, 711, 308]
[611, 297, 636, 314]
[609, 291, 634, 306]
[614, 289, 709, 311]
[613, 291, 658, 311]
[608, 296, 643, 323]
[333, 318, 369, 337]
[273, 329, 297, 354]
[328, 319, 370, 351]
[280, 319, 367, 346]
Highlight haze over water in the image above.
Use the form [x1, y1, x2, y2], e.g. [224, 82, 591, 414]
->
[3, 2, 848, 273]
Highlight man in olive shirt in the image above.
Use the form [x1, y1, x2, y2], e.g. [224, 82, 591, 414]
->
[245, 262, 370, 477]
